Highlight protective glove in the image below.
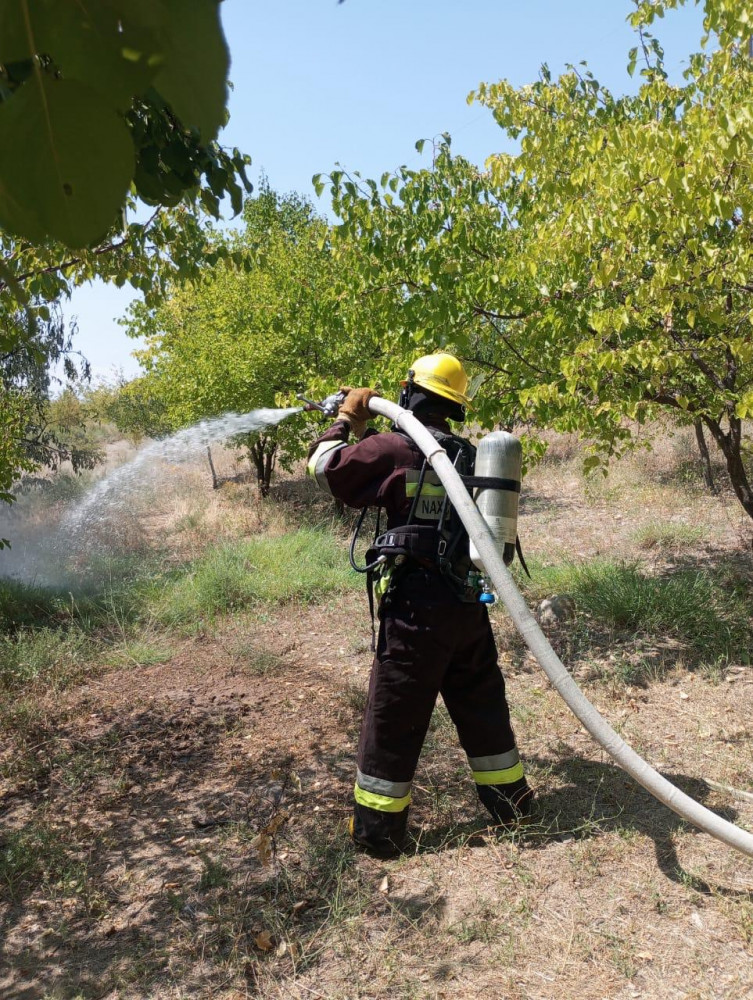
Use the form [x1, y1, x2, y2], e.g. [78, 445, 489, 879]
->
[338, 386, 381, 439]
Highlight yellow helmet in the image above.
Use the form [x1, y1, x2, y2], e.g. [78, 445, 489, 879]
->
[403, 352, 470, 406]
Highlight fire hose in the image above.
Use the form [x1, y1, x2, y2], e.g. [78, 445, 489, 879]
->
[366, 394, 753, 859]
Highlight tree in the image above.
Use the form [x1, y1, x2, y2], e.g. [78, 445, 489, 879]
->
[1, 306, 102, 479]
[0, 1, 252, 500]
[84, 376, 174, 444]
[0, 306, 105, 505]
[318, 0, 753, 522]
[125, 186, 375, 494]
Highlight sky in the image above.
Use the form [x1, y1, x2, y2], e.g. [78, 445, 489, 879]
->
[66, 0, 706, 383]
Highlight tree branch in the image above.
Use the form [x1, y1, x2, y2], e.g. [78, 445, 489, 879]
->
[1, 209, 163, 293]
[473, 307, 556, 377]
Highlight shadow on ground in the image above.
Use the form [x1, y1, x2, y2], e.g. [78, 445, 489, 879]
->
[419, 754, 753, 900]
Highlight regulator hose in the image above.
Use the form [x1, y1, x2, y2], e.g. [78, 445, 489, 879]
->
[367, 395, 753, 859]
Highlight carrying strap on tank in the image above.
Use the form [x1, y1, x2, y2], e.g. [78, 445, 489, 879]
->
[393, 427, 531, 579]
[357, 429, 531, 641]
[461, 475, 521, 492]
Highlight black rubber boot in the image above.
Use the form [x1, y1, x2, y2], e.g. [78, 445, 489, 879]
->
[477, 777, 535, 826]
[350, 805, 408, 858]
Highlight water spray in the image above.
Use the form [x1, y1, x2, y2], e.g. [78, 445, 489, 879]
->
[60, 406, 303, 538]
[0, 407, 305, 586]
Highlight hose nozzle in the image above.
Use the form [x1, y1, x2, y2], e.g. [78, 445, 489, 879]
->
[296, 390, 347, 418]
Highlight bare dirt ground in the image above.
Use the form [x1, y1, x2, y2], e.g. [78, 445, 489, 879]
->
[2, 431, 753, 1000]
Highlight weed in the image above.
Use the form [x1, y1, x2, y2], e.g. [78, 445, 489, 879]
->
[106, 638, 172, 669]
[422, 703, 456, 753]
[338, 680, 368, 717]
[174, 510, 205, 533]
[0, 819, 86, 902]
[738, 902, 753, 945]
[633, 521, 707, 550]
[610, 655, 666, 688]
[226, 638, 281, 676]
[516, 558, 751, 666]
[0, 578, 68, 630]
[450, 916, 497, 945]
[0, 626, 92, 693]
[198, 853, 232, 891]
[153, 528, 358, 626]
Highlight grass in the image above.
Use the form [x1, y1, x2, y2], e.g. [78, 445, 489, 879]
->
[2, 446, 753, 998]
[0, 818, 87, 903]
[0, 625, 93, 693]
[0, 578, 70, 630]
[153, 528, 358, 626]
[516, 557, 751, 665]
[0, 527, 358, 703]
[633, 520, 708, 550]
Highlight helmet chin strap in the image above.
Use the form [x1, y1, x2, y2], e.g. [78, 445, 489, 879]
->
[397, 369, 415, 410]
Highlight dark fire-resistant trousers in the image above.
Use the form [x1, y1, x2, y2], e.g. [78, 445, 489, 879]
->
[352, 569, 532, 855]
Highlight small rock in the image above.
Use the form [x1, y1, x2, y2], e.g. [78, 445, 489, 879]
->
[538, 594, 576, 625]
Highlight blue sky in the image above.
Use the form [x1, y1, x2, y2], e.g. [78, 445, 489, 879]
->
[67, 0, 705, 382]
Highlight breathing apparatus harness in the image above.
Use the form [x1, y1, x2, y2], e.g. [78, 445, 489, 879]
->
[349, 371, 530, 648]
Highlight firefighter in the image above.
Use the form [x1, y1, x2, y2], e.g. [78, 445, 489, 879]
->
[307, 353, 533, 856]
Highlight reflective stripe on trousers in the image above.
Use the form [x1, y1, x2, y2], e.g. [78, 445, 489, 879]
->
[354, 768, 411, 813]
[468, 749, 524, 786]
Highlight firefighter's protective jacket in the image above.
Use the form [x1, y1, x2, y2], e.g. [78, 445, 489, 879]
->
[307, 416, 452, 524]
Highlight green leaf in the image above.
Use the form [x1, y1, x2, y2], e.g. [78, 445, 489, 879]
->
[583, 455, 601, 474]
[151, 0, 228, 140]
[0, 1, 166, 107]
[0, 0, 34, 62]
[0, 75, 134, 247]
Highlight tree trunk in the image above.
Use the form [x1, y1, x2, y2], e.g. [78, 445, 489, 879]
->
[693, 420, 718, 495]
[249, 435, 277, 497]
[704, 415, 753, 522]
[206, 446, 219, 489]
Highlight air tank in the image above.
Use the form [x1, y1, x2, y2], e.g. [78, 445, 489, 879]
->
[469, 430, 521, 574]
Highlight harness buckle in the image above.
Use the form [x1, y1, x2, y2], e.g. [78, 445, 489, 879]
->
[437, 539, 447, 556]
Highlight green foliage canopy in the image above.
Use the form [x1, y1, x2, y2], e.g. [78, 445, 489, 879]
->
[124, 187, 376, 490]
[317, 0, 753, 519]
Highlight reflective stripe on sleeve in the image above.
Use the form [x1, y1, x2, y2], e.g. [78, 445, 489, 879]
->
[306, 440, 346, 494]
[354, 769, 412, 813]
[468, 750, 524, 786]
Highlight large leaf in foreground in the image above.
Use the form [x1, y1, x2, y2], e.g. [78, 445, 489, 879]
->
[0, 75, 134, 247]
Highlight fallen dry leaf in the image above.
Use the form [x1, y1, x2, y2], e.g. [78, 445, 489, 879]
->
[251, 833, 272, 867]
[378, 875, 389, 894]
[254, 930, 274, 952]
